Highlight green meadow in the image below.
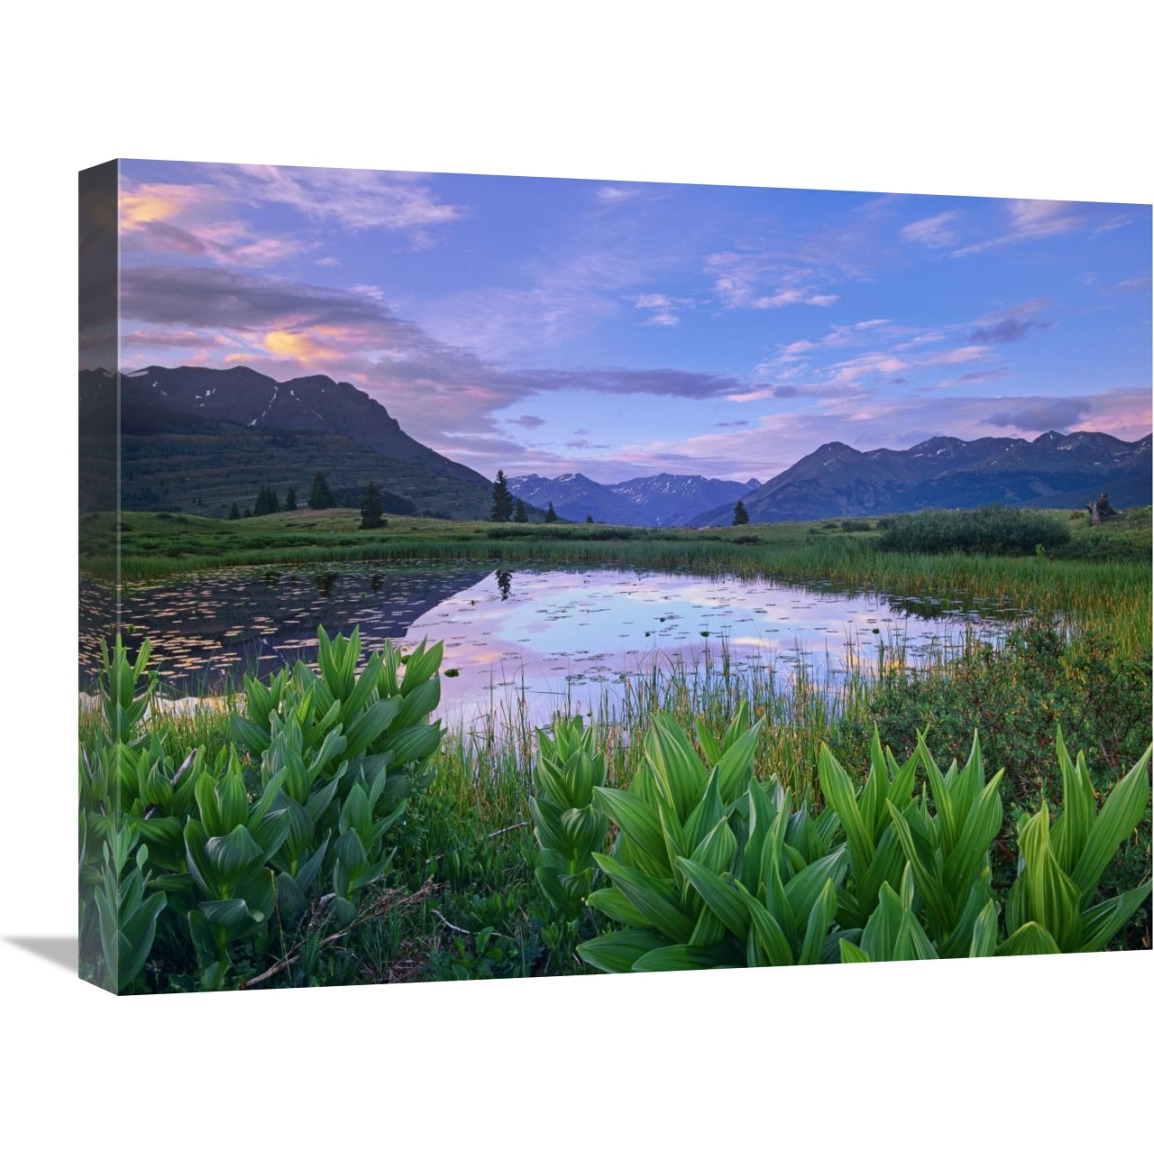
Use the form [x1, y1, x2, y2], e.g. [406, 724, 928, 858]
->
[78, 505, 1152, 991]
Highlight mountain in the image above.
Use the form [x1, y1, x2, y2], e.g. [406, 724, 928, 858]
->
[79, 365, 495, 519]
[689, 431, 1153, 525]
[609, 474, 762, 526]
[507, 472, 760, 526]
[506, 473, 642, 526]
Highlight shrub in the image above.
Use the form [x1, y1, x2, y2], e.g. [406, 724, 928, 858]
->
[878, 506, 1071, 555]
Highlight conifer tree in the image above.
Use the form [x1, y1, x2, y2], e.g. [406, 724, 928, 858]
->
[284, 486, 297, 512]
[513, 498, 528, 523]
[733, 499, 750, 526]
[360, 481, 384, 529]
[227, 502, 240, 520]
[491, 470, 514, 522]
[545, 501, 558, 523]
[253, 485, 280, 516]
[309, 471, 336, 510]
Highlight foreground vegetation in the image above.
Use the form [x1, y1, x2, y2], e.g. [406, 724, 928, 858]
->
[79, 504, 1151, 989]
[81, 614, 1151, 992]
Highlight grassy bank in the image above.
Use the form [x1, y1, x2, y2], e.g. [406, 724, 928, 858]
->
[81, 505, 1152, 655]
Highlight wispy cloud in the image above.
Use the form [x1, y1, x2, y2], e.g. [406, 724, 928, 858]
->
[902, 211, 961, 249]
[1112, 274, 1151, 292]
[118, 167, 465, 270]
[634, 292, 689, 327]
[705, 250, 840, 310]
[215, 164, 466, 234]
[952, 199, 1122, 257]
[595, 184, 644, 204]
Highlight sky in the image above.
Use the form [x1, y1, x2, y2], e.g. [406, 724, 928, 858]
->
[109, 160, 1152, 485]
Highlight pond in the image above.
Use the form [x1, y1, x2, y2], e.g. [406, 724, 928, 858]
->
[80, 562, 1017, 731]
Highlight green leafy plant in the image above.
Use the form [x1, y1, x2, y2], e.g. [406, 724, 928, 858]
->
[1002, 730, 1152, 953]
[820, 732, 1004, 957]
[530, 715, 609, 919]
[89, 824, 168, 993]
[552, 710, 1152, 973]
[572, 706, 850, 972]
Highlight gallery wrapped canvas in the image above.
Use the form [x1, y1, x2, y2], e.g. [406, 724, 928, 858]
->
[79, 160, 1152, 994]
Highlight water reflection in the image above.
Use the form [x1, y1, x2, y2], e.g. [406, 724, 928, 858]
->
[81, 562, 1016, 731]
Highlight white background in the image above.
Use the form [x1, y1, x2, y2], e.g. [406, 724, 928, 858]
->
[0, 2, 1149, 1148]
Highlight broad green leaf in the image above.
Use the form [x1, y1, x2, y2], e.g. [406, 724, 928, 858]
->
[886, 801, 954, 935]
[593, 786, 669, 873]
[399, 639, 444, 689]
[1076, 881, 1153, 953]
[338, 651, 384, 725]
[205, 825, 265, 880]
[713, 720, 764, 805]
[645, 713, 707, 822]
[682, 768, 724, 851]
[839, 939, 871, 963]
[632, 943, 732, 971]
[676, 856, 749, 940]
[382, 722, 442, 767]
[593, 852, 695, 942]
[394, 676, 441, 731]
[918, 735, 959, 856]
[529, 796, 569, 855]
[740, 887, 794, 966]
[688, 906, 728, 948]
[817, 744, 874, 878]
[1070, 744, 1151, 901]
[798, 878, 838, 965]
[784, 847, 848, 929]
[690, 816, 738, 877]
[1051, 728, 1096, 872]
[578, 928, 670, 974]
[199, 896, 264, 928]
[343, 697, 403, 759]
[561, 806, 608, 859]
[586, 886, 652, 929]
[995, 922, 1062, 956]
[861, 882, 903, 961]
[944, 769, 1004, 898]
[1018, 805, 1083, 950]
[968, 899, 999, 957]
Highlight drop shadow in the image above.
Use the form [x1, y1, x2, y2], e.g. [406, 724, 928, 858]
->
[6, 936, 78, 973]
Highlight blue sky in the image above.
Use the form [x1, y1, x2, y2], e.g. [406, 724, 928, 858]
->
[112, 160, 1151, 483]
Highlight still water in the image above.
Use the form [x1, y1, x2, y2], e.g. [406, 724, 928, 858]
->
[81, 562, 1014, 730]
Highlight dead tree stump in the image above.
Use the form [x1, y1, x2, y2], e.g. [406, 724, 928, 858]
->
[1086, 492, 1117, 526]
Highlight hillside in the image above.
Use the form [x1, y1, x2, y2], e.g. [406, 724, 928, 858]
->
[690, 431, 1152, 525]
[79, 366, 495, 519]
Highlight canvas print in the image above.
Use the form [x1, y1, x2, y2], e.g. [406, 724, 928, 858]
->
[78, 160, 1152, 994]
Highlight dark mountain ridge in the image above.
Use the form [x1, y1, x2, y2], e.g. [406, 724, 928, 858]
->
[690, 429, 1152, 525]
[79, 365, 495, 518]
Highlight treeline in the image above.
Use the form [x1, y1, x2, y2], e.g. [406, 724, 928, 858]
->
[228, 472, 417, 520]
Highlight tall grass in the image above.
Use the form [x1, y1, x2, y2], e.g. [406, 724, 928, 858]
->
[86, 512, 1150, 658]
